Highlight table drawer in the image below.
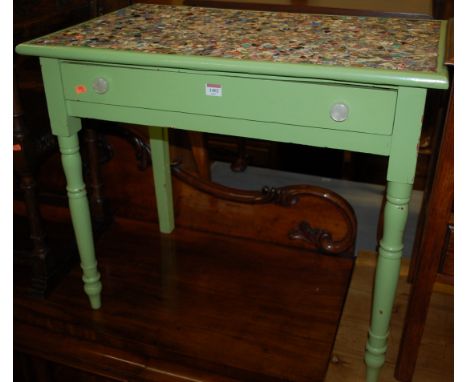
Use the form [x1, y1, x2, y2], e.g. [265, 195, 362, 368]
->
[61, 62, 397, 135]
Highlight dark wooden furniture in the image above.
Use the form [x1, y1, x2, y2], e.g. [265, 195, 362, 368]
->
[14, 161, 357, 381]
[184, 0, 433, 17]
[14, 0, 159, 295]
[13, 0, 107, 296]
[13, 74, 53, 295]
[395, 19, 454, 381]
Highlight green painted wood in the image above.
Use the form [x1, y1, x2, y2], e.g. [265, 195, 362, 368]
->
[365, 182, 413, 381]
[57, 134, 102, 309]
[66, 100, 392, 156]
[60, 62, 397, 136]
[39, 58, 81, 137]
[387, 87, 427, 183]
[364, 86, 427, 382]
[149, 127, 175, 234]
[17, 44, 448, 90]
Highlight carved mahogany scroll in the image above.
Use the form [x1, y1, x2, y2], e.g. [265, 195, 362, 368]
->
[171, 162, 357, 256]
[288, 220, 353, 255]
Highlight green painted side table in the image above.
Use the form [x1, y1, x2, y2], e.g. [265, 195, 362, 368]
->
[16, 4, 448, 381]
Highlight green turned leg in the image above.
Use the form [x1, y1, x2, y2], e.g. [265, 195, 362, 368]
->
[365, 182, 412, 381]
[149, 127, 175, 234]
[58, 134, 102, 309]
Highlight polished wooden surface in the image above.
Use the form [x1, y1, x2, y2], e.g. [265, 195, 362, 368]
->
[15, 154, 358, 380]
[13, 227, 453, 382]
[14, 212, 354, 381]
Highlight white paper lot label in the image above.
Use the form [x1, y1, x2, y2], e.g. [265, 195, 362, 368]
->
[205, 83, 222, 96]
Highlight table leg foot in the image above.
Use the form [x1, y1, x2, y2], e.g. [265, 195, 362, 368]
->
[85, 289, 102, 310]
[58, 134, 102, 309]
[365, 333, 386, 382]
[82, 261, 102, 309]
[365, 364, 382, 382]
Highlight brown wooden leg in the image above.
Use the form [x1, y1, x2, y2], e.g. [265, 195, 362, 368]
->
[13, 74, 53, 296]
[230, 138, 249, 172]
[341, 150, 354, 180]
[187, 131, 211, 180]
[83, 127, 109, 227]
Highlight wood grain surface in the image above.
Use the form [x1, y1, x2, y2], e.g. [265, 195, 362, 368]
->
[14, 213, 354, 381]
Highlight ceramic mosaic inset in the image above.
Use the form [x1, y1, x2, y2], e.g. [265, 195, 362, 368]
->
[31, 3, 442, 72]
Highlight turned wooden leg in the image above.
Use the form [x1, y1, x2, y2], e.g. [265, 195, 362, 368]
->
[57, 134, 102, 309]
[149, 127, 175, 234]
[364, 86, 427, 380]
[39, 57, 101, 308]
[365, 181, 412, 381]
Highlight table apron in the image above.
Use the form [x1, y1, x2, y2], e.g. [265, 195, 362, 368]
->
[60, 62, 398, 137]
[66, 100, 391, 156]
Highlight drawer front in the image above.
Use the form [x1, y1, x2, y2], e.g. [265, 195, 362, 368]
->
[61, 62, 397, 135]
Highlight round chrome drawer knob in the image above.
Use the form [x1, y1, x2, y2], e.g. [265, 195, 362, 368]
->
[92, 77, 109, 94]
[330, 103, 349, 122]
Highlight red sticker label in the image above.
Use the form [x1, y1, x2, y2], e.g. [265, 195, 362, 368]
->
[75, 85, 87, 94]
[205, 83, 222, 96]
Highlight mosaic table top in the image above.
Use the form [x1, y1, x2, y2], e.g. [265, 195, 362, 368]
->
[30, 3, 443, 72]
